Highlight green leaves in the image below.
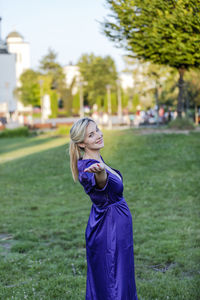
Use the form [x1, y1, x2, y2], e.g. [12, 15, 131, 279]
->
[103, 0, 200, 69]
[77, 53, 118, 106]
[16, 69, 41, 107]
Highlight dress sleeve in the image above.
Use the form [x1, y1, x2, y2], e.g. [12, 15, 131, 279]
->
[79, 160, 110, 194]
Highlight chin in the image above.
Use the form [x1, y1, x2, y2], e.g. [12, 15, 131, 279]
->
[95, 142, 104, 149]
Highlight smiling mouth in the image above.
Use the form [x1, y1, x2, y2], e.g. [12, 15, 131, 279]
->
[96, 138, 103, 144]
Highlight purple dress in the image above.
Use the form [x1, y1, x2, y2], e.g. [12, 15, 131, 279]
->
[77, 155, 138, 300]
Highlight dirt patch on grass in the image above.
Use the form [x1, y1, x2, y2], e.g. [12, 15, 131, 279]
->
[133, 127, 200, 135]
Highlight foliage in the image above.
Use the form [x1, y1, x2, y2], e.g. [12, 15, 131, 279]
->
[121, 90, 129, 109]
[103, 0, 200, 118]
[167, 116, 195, 130]
[184, 69, 200, 106]
[111, 92, 118, 113]
[50, 91, 58, 118]
[39, 48, 77, 116]
[78, 53, 118, 106]
[132, 94, 140, 113]
[54, 125, 71, 136]
[103, 0, 200, 69]
[159, 70, 179, 108]
[63, 76, 77, 116]
[72, 92, 80, 115]
[0, 131, 199, 299]
[39, 48, 66, 93]
[16, 69, 41, 106]
[0, 126, 31, 138]
[95, 95, 104, 111]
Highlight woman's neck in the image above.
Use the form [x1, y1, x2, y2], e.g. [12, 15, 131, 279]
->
[82, 151, 101, 161]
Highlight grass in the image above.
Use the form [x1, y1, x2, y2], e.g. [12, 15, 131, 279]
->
[0, 129, 199, 299]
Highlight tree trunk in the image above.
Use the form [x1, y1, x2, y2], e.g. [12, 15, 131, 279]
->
[177, 67, 185, 118]
[195, 104, 199, 125]
[155, 86, 159, 127]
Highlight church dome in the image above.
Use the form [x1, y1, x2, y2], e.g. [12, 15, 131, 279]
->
[6, 31, 23, 41]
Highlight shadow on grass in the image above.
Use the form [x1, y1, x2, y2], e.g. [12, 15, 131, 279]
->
[0, 135, 69, 164]
[0, 135, 62, 155]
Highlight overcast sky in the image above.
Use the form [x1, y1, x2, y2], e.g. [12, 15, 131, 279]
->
[1, 0, 126, 71]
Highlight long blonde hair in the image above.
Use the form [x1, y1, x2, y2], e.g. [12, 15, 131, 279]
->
[69, 117, 95, 182]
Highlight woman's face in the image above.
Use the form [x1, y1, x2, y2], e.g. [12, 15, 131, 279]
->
[79, 121, 104, 151]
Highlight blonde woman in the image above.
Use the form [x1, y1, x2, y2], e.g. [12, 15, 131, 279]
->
[69, 117, 138, 300]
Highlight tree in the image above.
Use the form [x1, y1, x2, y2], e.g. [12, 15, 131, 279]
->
[103, 0, 200, 118]
[184, 69, 200, 124]
[16, 69, 41, 106]
[39, 48, 76, 115]
[78, 53, 118, 107]
[39, 48, 66, 93]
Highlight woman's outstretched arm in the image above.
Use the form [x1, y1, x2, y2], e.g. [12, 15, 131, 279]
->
[84, 163, 107, 189]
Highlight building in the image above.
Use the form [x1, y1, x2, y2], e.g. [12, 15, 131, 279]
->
[0, 18, 17, 116]
[6, 30, 30, 87]
[63, 64, 81, 95]
[0, 17, 32, 117]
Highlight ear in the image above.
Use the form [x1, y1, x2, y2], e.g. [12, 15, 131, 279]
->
[78, 142, 85, 149]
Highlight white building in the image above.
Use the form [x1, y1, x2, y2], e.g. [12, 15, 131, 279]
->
[119, 72, 134, 90]
[0, 17, 32, 117]
[0, 44, 17, 115]
[63, 64, 81, 95]
[6, 31, 30, 87]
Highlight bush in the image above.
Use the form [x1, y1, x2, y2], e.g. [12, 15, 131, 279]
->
[54, 125, 71, 136]
[0, 126, 31, 138]
[167, 117, 195, 130]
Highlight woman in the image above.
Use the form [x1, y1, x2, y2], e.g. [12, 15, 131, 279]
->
[69, 117, 138, 300]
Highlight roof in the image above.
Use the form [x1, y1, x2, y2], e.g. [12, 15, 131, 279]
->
[6, 31, 23, 39]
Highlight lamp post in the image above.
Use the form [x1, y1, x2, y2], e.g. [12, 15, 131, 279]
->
[116, 79, 122, 123]
[39, 79, 44, 123]
[78, 78, 88, 118]
[79, 81, 84, 118]
[106, 84, 112, 129]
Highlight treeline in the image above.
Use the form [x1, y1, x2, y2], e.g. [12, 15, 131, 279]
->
[16, 49, 200, 118]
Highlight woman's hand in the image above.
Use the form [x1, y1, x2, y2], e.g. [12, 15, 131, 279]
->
[84, 162, 105, 174]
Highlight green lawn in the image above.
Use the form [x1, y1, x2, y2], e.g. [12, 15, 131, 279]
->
[0, 130, 199, 299]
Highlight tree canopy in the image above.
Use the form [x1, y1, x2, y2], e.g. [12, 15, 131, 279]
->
[103, 0, 200, 117]
[39, 48, 66, 93]
[16, 69, 41, 107]
[103, 0, 200, 69]
[78, 53, 118, 106]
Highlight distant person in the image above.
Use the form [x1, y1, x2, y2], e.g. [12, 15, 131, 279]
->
[168, 108, 172, 122]
[102, 112, 108, 125]
[69, 117, 138, 300]
[173, 111, 178, 119]
[18, 114, 24, 125]
[159, 106, 165, 123]
[129, 113, 134, 127]
[27, 114, 33, 126]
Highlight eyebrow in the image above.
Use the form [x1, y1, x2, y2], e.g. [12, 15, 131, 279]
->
[88, 125, 98, 135]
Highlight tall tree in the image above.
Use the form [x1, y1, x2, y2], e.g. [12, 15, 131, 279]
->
[39, 48, 66, 93]
[184, 69, 200, 123]
[16, 69, 41, 107]
[103, 0, 200, 118]
[78, 53, 118, 107]
[39, 48, 75, 115]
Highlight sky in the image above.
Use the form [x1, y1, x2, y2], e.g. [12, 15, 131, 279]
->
[0, 0, 126, 72]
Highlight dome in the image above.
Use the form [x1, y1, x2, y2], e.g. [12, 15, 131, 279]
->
[6, 31, 23, 40]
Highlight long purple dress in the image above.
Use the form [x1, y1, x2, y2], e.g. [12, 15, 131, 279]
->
[77, 155, 138, 300]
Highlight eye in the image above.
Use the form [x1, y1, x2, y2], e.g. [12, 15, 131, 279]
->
[89, 132, 94, 137]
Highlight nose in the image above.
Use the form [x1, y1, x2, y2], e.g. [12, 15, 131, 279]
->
[98, 131, 103, 138]
[97, 131, 103, 139]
